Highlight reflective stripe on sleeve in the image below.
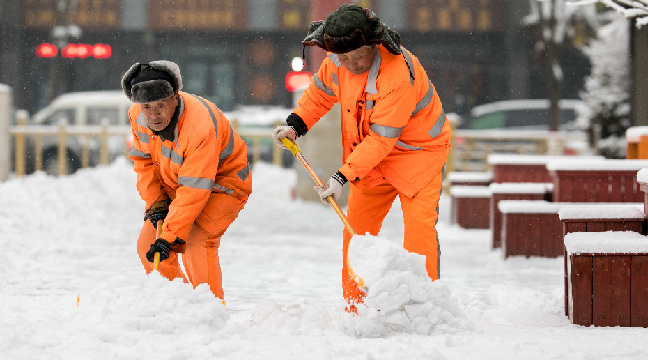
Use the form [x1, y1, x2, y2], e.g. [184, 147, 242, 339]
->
[192, 94, 218, 136]
[130, 148, 151, 158]
[366, 100, 375, 110]
[428, 111, 447, 138]
[178, 176, 214, 190]
[314, 73, 335, 96]
[237, 163, 250, 181]
[396, 140, 423, 151]
[412, 81, 434, 117]
[219, 125, 235, 167]
[211, 183, 234, 195]
[369, 123, 403, 138]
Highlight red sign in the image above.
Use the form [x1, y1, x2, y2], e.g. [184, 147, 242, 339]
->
[91, 44, 112, 59]
[285, 71, 311, 92]
[36, 43, 58, 58]
[62, 43, 91, 58]
[35, 43, 112, 59]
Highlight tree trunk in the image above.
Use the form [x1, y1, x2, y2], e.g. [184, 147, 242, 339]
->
[544, 42, 562, 131]
[543, 0, 562, 132]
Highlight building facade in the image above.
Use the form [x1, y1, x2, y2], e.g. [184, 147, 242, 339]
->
[0, 0, 588, 117]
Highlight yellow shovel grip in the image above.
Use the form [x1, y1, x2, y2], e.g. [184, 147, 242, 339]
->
[280, 137, 300, 155]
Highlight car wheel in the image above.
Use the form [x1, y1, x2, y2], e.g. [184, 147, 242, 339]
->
[43, 149, 81, 176]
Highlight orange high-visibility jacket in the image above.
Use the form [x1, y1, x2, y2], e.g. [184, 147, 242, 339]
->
[293, 45, 451, 198]
[128, 92, 252, 243]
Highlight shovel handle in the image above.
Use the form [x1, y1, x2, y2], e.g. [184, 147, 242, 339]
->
[153, 219, 163, 271]
[281, 138, 355, 235]
[280, 138, 365, 290]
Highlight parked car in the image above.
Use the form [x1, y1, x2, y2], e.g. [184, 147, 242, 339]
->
[458, 99, 587, 130]
[452, 99, 592, 172]
[29, 90, 133, 175]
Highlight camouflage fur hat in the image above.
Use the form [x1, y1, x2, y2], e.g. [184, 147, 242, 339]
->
[302, 4, 401, 55]
[121, 60, 183, 103]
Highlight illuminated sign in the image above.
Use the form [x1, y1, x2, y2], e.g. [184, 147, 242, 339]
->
[285, 71, 311, 92]
[35, 43, 112, 59]
[36, 43, 58, 58]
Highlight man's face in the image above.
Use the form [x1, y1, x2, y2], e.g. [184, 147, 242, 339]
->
[338, 46, 375, 76]
[141, 94, 178, 131]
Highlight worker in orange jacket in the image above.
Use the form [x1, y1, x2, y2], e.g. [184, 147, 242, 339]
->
[122, 60, 252, 300]
[272, 4, 451, 306]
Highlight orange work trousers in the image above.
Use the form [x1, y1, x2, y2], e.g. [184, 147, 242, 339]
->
[137, 195, 245, 300]
[342, 170, 443, 304]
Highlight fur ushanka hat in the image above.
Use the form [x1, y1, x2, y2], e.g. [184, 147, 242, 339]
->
[302, 4, 401, 55]
[121, 60, 183, 103]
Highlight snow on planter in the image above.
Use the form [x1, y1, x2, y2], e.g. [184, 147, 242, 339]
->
[559, 204, 645, 220]
[564, 231, 648, 254]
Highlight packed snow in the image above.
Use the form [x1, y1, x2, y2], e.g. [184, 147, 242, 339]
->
[1, 159, 648, 359]
[565, 231, 648, 254]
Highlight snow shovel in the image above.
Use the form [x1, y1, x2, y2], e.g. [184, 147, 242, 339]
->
[153, 219, 163, 271]
[280, 138, 367, 292]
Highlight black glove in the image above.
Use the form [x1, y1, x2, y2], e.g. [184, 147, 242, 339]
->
[145, 200, 170, 228]
[146, 239, 171, 263]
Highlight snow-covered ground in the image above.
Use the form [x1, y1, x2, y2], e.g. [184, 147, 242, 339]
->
[1, 159, 647, 359]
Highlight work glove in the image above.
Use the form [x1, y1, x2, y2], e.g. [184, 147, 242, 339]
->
[146, 239, 171, 263]
[144, 199, 170, 228]
[145, 238, 187, 263]
[315, 171, 348, 205]
[272, 125, 297, 149]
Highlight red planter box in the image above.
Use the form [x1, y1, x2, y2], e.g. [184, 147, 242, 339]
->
[547, 160, 648, 203]
[491, 163, 552, 183]
[450, 186, 491, 229]
[565, 231, 648, 327]
[500, 200, 564, 258]
[560, 204, 646, 317]
[490, 183, 551, 249]
[447, 172, 492, 226]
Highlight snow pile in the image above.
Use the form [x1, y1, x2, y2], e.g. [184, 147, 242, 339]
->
[74, 273, 229, 337]
[345, 235, 470, 337]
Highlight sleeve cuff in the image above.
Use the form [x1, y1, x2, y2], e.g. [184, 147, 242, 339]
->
[332, 171, 348, 186]
[286, 113, 308, 137]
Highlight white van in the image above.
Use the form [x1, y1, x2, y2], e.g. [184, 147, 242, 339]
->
[30, 90, 133, 175]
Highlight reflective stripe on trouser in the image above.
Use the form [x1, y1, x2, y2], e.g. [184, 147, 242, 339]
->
[136, 195, 245, 300]
[342, 170, 443, 304]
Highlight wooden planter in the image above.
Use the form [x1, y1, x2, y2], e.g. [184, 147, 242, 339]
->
[450, 186, 491, 229]
[560, 204, 646, 318]
[565, 231, 648, 327]
[499, 200, 564, 258]
[547, 160, 648, 203]
[489, 183, 551, 249]
[447, 171, 492, 225]
[487, 154, 603, 184]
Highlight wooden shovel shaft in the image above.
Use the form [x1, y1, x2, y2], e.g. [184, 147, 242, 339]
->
[154, 219, 163, 271]
[295, 152, 356, 236]
[280, 138, 366, 290]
